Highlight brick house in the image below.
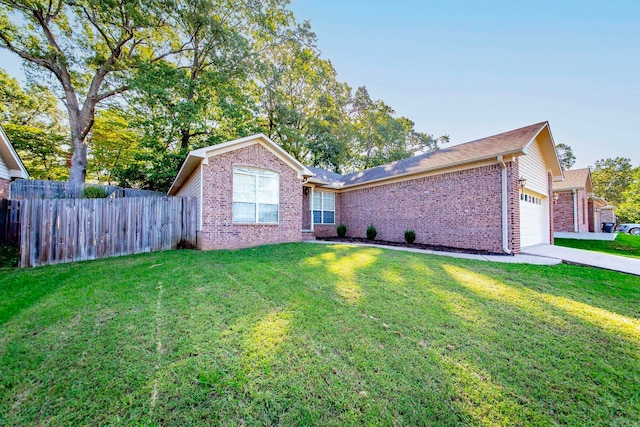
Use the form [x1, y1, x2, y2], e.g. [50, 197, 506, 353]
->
[552, 168, 609, 233]
[0, 125, 29, 198]
[169, 122, 563, 254]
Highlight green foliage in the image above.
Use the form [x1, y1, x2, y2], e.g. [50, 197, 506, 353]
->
[0, 68, 69, 180]
[404, 229, 416, 244]
[366, 223, 377, 240]
[82, 186, 108, 199]
[87, 108, 140, 184]
[336, 223, 347, 237]
[616, 167, 640, 223]
[1, 1, 446, 186]
[591, 157, 635, 206]
[0, 245, 19, 268]
[555, 143, 576, 171]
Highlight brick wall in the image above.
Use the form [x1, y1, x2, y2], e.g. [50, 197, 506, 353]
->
[601, 208, 616, 224]
[553, 189, 590, 233]
[0, 178, 9, 199]
[576, 189, 589, 232]
[199, 143, 302, 250]
[507, 160, 521, 253]
[339, 163, 517, 254]
[553, 191, 575, 232]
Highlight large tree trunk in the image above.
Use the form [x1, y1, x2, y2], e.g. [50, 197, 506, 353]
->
[68, 133, 88, 183]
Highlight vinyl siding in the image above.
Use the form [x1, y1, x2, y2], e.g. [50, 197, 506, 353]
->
[518, 137, 548, 196]
[0, 154, 9, 180]
[176, 165, 202, 231]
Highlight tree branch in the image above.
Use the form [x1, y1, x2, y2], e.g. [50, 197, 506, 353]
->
[95, 85, 129, 102]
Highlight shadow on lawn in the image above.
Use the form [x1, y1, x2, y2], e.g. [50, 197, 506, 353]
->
[1, 244, 638, 425]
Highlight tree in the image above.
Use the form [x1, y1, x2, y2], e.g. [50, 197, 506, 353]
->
[555, 143, 575, 170]
[615, 167, 640, 223]
[348, 87, 446, 171]
[0, 0, 175, 183]
[260, 35, 353, 171]
[0, 67, 69, 179]
[87, 108, 140, 184]
[591, 157, 634, 207]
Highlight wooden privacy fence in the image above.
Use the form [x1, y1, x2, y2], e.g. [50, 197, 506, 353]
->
[16, 196, 197, 267]
[0, 199, 21, 246]
[10, 180, 165, 200]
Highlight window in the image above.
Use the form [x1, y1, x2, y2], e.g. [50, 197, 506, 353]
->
[232, 167, 279, 223]
[313, 191, 335, 224]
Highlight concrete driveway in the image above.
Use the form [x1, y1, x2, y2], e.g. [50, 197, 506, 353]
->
[522, 244, 640, 276]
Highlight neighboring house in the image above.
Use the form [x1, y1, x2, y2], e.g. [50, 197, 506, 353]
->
[169, 122, 563, 254]
[552, 168, 608, 233]
[600, 205, 617, 224]
[0, 125, 29, 199]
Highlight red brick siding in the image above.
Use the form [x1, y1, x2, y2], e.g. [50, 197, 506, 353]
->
[339, 164, 514, 254]
[588, 200, 595, 232]
[0, 178, 9, 199]
[601, 208, 616, 224]
[199, 144, 302, 250]
[507, 159, 521, 254]
[553, 189, 589, 233]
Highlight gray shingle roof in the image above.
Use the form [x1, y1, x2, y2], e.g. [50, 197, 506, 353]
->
[307, 122, 549, 188]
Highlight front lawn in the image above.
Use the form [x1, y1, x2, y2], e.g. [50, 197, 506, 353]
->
[555, 233, 640, 259]
[1, 243, 638, 425]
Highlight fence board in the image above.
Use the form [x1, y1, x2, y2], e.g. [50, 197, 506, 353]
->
[12, 196, 196, 267]
[10, 180, 165, 200]
[0, 199, 21, 246]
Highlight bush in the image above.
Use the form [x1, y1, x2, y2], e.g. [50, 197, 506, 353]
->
[404, 229, 416, 244]
[83, 186, 108, 199]
[0, 245, 20, 268]
[336, 223, 347, 237]
[366, 224, 377, 240]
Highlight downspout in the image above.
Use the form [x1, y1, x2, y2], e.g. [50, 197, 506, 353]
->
[497, 156, 512, 254]
[572, 190, 578, 232]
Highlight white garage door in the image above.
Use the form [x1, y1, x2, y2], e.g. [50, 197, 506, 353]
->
[520, 193, 550, 247]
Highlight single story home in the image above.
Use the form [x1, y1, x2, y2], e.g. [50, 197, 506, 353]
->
[168, 121, 564, 254]
[552, 168, 609, 233]
[0, 125, 29, 199]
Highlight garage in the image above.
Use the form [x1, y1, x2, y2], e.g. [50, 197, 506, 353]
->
[519, 192, 550, 247]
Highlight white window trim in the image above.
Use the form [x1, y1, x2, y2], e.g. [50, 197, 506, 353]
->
[312, 191, 335, 225]
[232, 167, 280, 224]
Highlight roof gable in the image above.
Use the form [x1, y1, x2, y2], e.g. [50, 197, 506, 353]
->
[0, 125, 29, 179]
[552, 168, 593, 192]
[168, 134, 312, 195]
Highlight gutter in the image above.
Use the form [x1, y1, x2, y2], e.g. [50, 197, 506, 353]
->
[497, 156, 512, 255]
[573, 189, 578, 232]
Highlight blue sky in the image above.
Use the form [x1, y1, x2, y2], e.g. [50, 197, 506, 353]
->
[289, 0, 640, 168]
[2, 1, 638, 168]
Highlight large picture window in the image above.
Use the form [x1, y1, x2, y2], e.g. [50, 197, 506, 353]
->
[233, 167, 279, 223]
[313, 191, 335, 224]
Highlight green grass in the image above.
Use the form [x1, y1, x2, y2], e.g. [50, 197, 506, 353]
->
[1, 243, 639, 425]
[555, 233, 640, 259]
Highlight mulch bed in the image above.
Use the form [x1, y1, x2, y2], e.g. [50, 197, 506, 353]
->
[316, 236, 507, 256]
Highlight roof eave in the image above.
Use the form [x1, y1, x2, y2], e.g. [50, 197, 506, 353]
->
[0, 125, 29, 179]
[340, 149, 524, 190]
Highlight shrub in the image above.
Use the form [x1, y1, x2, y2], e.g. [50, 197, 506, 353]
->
[83, 186, 108, 199]
[404, 229, 416, 244]
[366, 224, 377, 240]
[336, 223, 347, 237]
